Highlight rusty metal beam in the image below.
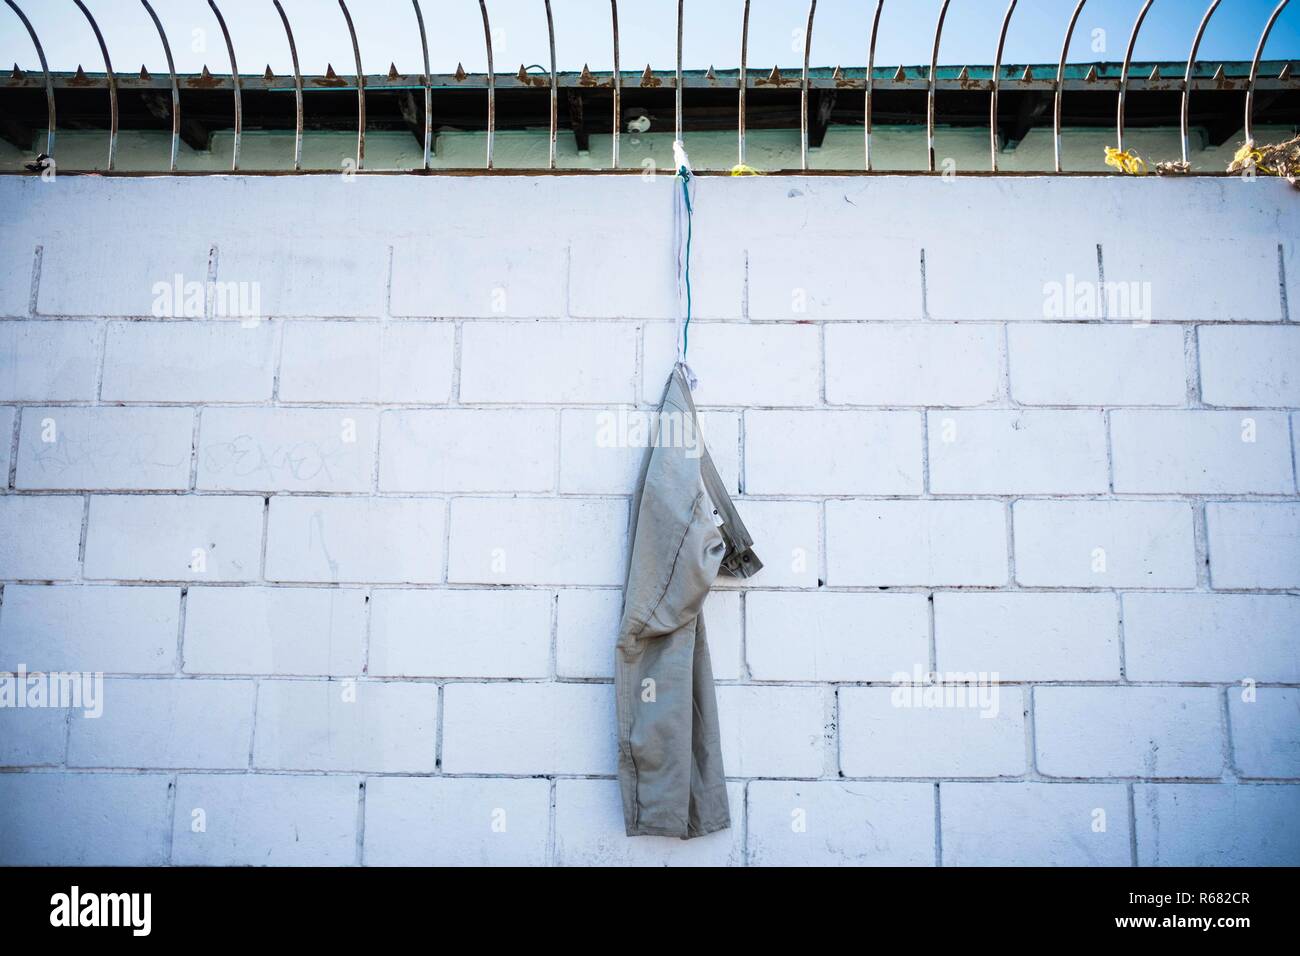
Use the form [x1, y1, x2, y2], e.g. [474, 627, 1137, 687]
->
[801, 0, 818, 171]
[865, 0, 884, 170]
[479, 0, 495, 168]
[4, 0, 54, 156]
[1117, 0, 1155, 154]
[990, 0, 1018, 171]
[928, 0, 953, 171]
[1054, 0, 1087, 171]
[271, 0, 303, 171]
[611, 0, 621, 168]
[413, 0, 432, 169]
[72, 0, 116, 169]
[1246, 0, 1292, 143]
[207, 0, 241, 170]
[1182, 0, 1223, 163]
[739, 0, 750, 167]
[545, 0, 557, 168]
[140, 0, 179, 171]
[338, 0, 364, 170]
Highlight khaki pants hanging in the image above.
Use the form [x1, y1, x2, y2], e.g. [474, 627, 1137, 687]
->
[615, 367, 761, 839]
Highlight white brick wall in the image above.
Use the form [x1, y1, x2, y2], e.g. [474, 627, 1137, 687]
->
[1, 174, 1296, 867]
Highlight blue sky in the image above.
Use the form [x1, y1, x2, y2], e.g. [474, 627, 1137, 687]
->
[3, 0, 1297, 77]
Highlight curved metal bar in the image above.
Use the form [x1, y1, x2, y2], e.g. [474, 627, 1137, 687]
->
[72, 0, 116, 170]
[927, 0, 953, 171]
[272, 0, 303, 171]
[338, 0, 364, 170]
[207, 0, 241, 171]
[800, 0, 818, 171]
[544, 0, 557, 169]
[675, 0, 684, 144]
[413, 0, 432, 169]
[739, 0, 750, 167]
[1246, 0, 1292, 144]
[1053, 0, 1086, 172]
[990, 0, 1017, 172]
[1116, 0, 1155, 154]
[140, 0, 179, 172]
[865, 0, 884, 170]
[1181, 0, 1222, 164]
[478, 0, 495, 168]
[3, 0, 55, 156]
[611, 0, 621, 168]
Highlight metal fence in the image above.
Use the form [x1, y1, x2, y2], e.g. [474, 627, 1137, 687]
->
[2, 0, 1296, 173]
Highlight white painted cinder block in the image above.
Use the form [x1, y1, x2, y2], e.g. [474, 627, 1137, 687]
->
[1206, 502, 1300, 589]
[643, 322, 821, 407]
[0, 494, 84, 580]
[215, 237, 387, 317]
[0, 321, 99, 401]
[364, 776, 550, 867]
[0, 584, 179, 673]
[1105, 236, 1281, 322]
[198, 407, 378, 493]
[940, 783, 1131, 867]
[0, 704, 67, 766]
[1034, 686, 1224, 778]
[1008, 324, 1186, 406]
[2, 175, 1298, 866]
[826, 500, 1008, 587]
[101, 320, 277, 403]
[460, 321, 637, 404]
[68, 677, 256, 769]
[1198, 325, 1300, 407]
[278, 321, 454, 404]
[441, 682, 616, 775]
[928, 410, 1108, 495]
[84, 494, 264, 582]
[745, 591, 929, 682]
[825, 324, 1001, 407]
[253, 679, 437, 773]
[183, 586, 367, 676]
[17, 406, 194, 491]
[447, 497, 627, 586]
[838, 687, 1026, 778]
[0, 773, 172, 866]
[380, 409, 555, 493]
[1013, 500, 1195, 588]
[748, 238, 922, 321]
[716, 685, 828, 778]
[37, 233, 210, 317]
[1122, 592, 1300, 683]
[265, 496, 445, 584]
[926, 236, 1099, 321]
[391, 237, 565, 319]
[747, 781, 935, 867]
[0, 238, 33, 317]
[745, 410, 923, 495]
[1111, 410, 1294, 494]
[368, 588, 551, 678]
[1229, 688, 1300, 779]
[172, 773, 360, 866]
[934, 592, 1120, 682]
[554, 779, 745, 867]
[1135, 784, 1300, 866]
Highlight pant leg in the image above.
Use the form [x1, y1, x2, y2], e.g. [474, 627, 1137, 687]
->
[617, 620, 699, 837]
[686, 610, 730, 837]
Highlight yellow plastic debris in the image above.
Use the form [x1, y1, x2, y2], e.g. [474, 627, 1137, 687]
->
[1104, 147, 1148, 176]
